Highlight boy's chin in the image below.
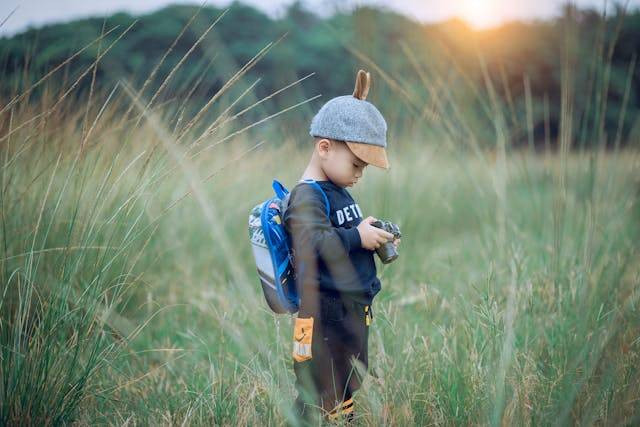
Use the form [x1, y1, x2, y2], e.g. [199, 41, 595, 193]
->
[328, 177, 356, 188]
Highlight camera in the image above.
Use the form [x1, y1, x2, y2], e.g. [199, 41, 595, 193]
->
[370, 220, 402, 264]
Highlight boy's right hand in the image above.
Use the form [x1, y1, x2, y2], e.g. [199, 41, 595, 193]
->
[357, 216, 395, 250]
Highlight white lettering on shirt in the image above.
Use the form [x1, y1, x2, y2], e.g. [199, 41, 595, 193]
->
[344, 206, 353, 222]
[334, 203, 363, 226]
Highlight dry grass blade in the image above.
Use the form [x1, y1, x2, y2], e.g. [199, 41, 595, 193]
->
[188, 94, 321, 159]
[172, 53, 220, 131]
[193, 78, 262, 143]
[191, 71, 316, 146]
[398, 41, 440, 123]
[176, 32, 289, 141]
[124, 1, 209, 122]
[343, 42, 420, 115]
[80, 82, 121, 150]
[614, 53, 636, 148]
[81, 19, 107, 140]
[0, 6, 18, 30]
[134, 8, 230, 129]
[1, 246, 118, 262]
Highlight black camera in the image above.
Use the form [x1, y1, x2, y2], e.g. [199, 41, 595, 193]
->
[370, 220, 402, 264]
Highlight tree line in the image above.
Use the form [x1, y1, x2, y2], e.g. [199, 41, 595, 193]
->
[1, 1, 638, 147]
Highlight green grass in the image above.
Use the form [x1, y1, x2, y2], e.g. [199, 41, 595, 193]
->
[1, 11, 639, 425]
[1, 115, 637, 424]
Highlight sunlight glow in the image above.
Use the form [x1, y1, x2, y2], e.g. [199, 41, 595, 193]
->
[458, 0, 503, 29]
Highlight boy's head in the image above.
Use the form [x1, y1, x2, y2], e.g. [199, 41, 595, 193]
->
[308, 70, 389, 187]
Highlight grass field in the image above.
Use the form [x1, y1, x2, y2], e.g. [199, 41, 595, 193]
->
[1, 97, 638, 424]
[1, 18, 640, 425]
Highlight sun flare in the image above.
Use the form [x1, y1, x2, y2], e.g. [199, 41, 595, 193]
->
[458, 0, 502, 29]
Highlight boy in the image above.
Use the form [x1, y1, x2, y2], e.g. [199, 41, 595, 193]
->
[283, 70, 400, 424]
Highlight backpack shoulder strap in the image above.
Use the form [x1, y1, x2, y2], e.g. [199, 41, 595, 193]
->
[272, 179, 289, 199]
[299, 179, 330, 217]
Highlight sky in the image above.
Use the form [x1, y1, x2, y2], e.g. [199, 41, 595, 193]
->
[1, 0, 638, 36]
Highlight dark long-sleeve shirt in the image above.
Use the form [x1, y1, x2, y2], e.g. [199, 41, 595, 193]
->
[283, 180, 381, 309]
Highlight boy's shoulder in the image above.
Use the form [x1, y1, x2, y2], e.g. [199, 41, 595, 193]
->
[288, 181, 329, 207]
[288, 180, 352, 205]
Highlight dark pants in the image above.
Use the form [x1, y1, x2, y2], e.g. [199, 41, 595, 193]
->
[293, 293, 372, 424]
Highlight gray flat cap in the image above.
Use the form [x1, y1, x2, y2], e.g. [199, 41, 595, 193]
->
[310, 95, 387, 146]
[309, 70, 389, 169]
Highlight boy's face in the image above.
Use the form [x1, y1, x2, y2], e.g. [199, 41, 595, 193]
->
[317, 139, 367, 188]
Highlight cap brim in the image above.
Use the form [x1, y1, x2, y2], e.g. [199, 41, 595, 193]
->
[345, 141, 390, 169]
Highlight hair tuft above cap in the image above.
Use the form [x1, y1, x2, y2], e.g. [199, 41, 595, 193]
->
[352, 69, 370, 100]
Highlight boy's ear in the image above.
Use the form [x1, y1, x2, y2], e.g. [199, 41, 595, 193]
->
[316, 138, 332, 157]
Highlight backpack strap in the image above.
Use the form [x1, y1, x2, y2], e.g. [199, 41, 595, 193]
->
[272, 179, 289, 199]
[299, 179, 330, 217]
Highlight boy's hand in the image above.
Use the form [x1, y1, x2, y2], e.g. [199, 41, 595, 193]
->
[392, 238, 401, 249]
[357, 216, 395, 250]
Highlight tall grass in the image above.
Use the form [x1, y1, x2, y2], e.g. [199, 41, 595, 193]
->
[0, 6, 639, 426]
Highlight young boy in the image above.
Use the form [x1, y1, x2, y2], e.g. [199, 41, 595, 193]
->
[283, 70, 400, 423]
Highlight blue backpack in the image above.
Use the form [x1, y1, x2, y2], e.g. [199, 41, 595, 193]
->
[248, 179, 329, 314]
